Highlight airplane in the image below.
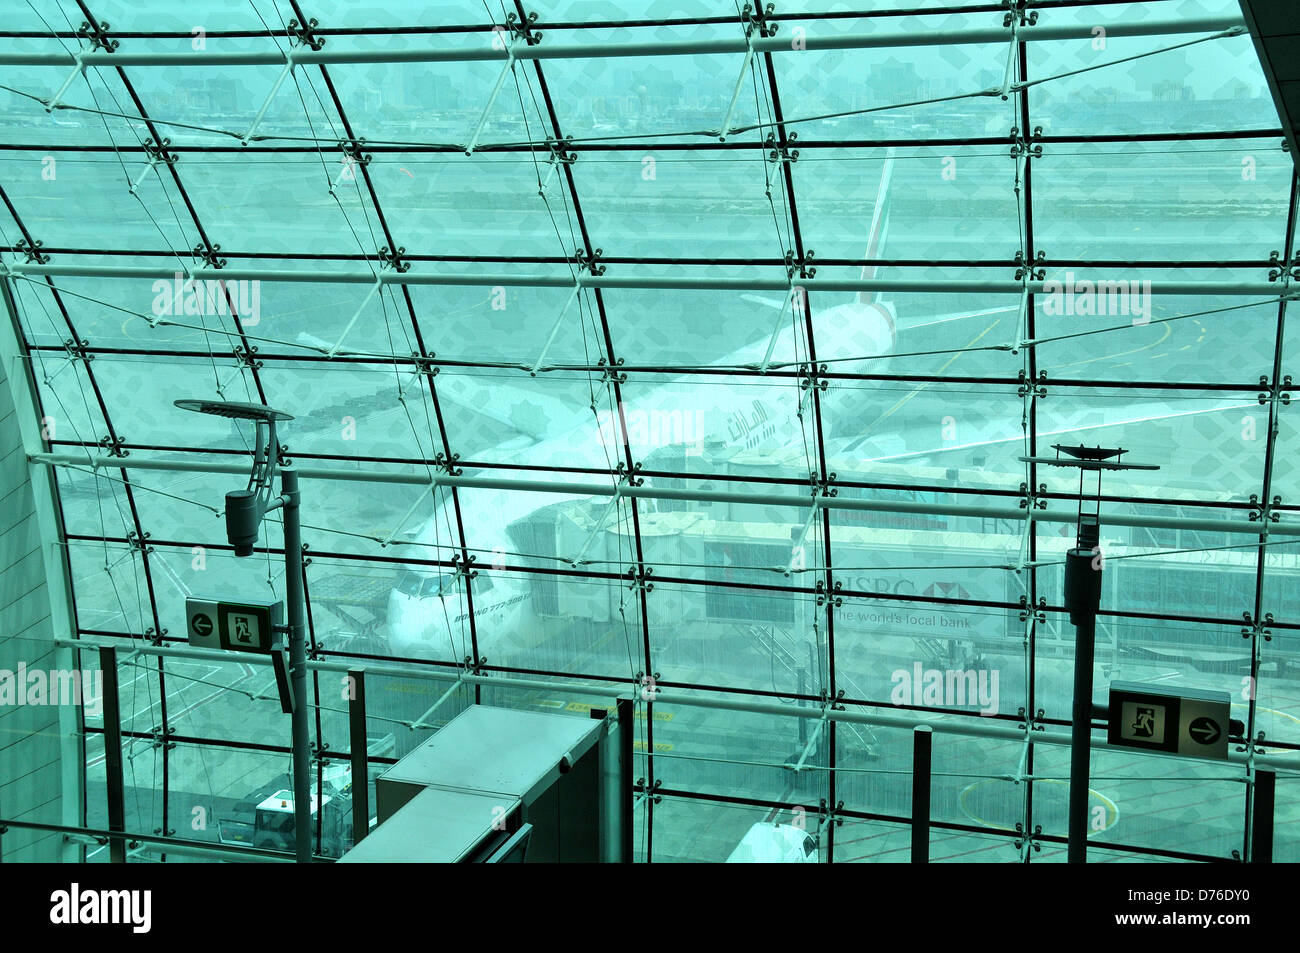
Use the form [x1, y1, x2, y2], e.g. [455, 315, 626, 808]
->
[60, 149, 1245, 682]
[379, 153, 1257, 670]
[15, 141, 1253, 682]
[381, 154, 1019, 657]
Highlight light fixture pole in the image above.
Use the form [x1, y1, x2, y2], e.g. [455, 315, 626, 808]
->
[176, 399, 311, 863]
[1020, 445, 1158, 863]
[279, 466, 310, 864]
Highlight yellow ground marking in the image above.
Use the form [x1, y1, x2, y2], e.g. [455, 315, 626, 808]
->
[564, 700, 672, 721]
[957, 776, 1119, 834]
[1231, 701, 1300, 732]
[382, 680, 429, 694]
[1051, 320, 1172, 372]
[866, 318, 1004, 430]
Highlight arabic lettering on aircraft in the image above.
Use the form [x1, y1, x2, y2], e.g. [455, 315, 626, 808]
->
[726, 399, 772, 442]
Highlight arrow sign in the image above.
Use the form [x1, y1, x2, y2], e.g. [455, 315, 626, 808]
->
[1189, 716, 1221, 745]
[185, 595, 280, 654]
[1108, 681, 1230, 760]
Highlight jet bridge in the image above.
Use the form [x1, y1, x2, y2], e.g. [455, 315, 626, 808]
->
[339, 703, 630, 863]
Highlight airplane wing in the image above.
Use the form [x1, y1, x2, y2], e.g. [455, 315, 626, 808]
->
[741, 295, 1017, 330]
[894, 304, 1020, 333]
[742, 293, 791, 312]
[293, 331, 570, 450]
[434, 375, 583, 450]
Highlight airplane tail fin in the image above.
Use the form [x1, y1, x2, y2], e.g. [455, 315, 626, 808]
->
[858, 153, 895, 306]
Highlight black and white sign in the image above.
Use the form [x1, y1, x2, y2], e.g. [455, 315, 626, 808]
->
[1107, 681, 1230, 760]
[185, 595, 281, 655]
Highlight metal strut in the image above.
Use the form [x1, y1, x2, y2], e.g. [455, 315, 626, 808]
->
[718, 3, 775, 141]
[128, 138, 178, 196]
[529, 249, 603, 375]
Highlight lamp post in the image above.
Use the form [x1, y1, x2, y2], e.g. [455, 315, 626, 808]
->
[175, 399, 311, 863]
[1020, 445, 1158, 863]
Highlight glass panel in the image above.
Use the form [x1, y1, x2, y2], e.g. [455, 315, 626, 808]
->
[824, 383, 1028, 491]
[1253, 615, 1300, 748]
[542, 51, 761, 146]
[1033, 141, 1290, 260]
[649, 795, 824, 863]
[574, 153, 782, 258]
[1277, 778, 1300, 863]
[1035, 389, 1267, 500]
[160, 656, 291, 749]
[1032, 742, 1245, 859]
[165, 741, 300, 853]
[1029, 34, 1277, 137]
[0, 151, 196, 251]
[834, 818, 912, 862]
[773, 38, 1012, 141]
[795, 149, 1023, 262]
[354, 154, 575, 258]
[651, 700, 829, 806]
[1035, 296, 1278, 385]
[1268, 389, 1300, 507]
[68, 541, 149, 636]
[0, 63, 145, 148]
[930, 829, 1018, 862]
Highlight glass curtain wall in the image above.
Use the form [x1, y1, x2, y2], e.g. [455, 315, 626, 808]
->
[0, 0, 1296, 862]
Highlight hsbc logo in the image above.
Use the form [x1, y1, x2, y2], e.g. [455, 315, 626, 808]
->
[922, 581, 970, 600]
[847, 576, 914, 595]
[844, 579, 971, 600]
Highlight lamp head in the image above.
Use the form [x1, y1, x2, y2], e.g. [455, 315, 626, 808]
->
[225, 489, 261, 557]
[175, 399, 292, 557]
[173, 399, 293, 423]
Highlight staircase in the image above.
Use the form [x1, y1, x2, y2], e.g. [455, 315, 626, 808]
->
[913, 635, 950, 667]
[748, 624, 880, 760]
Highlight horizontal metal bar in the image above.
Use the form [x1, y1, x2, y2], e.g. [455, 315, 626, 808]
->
[0, 17, 1243, 68]
[31, 453, 1297, 537]
[69, 533, 1262, 626]
[0, 125, 1282, 154]
[38, 636, 1028, 747]
[5, 261, 1286, 297]
[1, 816, 295, 862]
[653, 786, 1236, 862]
[87, 834, 295, 863]
[41, 440, 1282, 498]
[0, 244, 1286, 272]
[0, 6, 1063, 43]
[59, 636, 1299, 770]
[0, 4, 1191, 42]
[24, 346, 1275, 393]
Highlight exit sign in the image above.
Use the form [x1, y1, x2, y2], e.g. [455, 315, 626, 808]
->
[186, 595, 282, 654]
[1107, 681, 1231, 761]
